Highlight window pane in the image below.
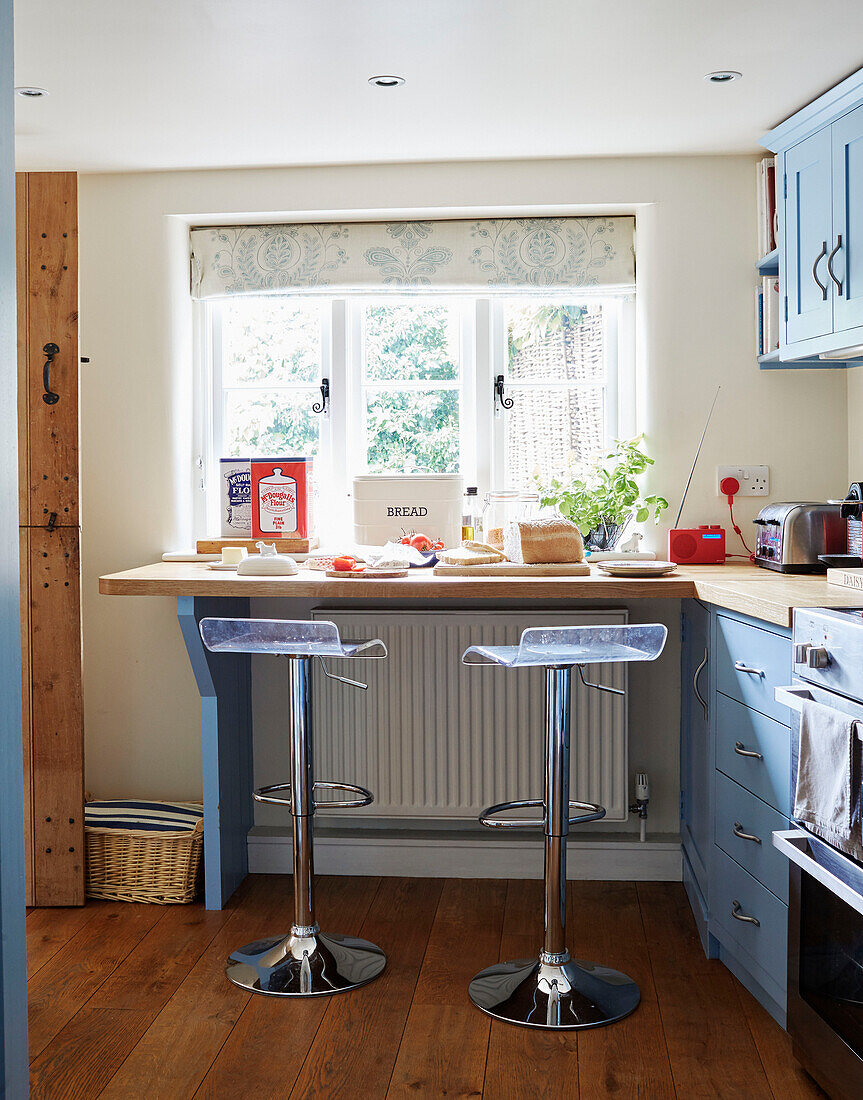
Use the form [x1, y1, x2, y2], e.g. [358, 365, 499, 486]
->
[221, 298, 322, 386]
[505, 302, 604, 383]
[363, 302, 459, 382]
[224, 391, 319, 457]
[504, 385, 604, 489]
[365, 389, 460, 473]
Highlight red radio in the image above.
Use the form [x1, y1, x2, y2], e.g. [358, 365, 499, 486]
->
[668, 525, 726, 565]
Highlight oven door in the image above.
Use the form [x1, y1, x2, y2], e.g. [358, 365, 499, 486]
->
[773, 829, 863, 1099]
[773, 681, 863, 1098]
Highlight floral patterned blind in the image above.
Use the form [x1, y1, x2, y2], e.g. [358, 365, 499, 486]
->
[190, 216, 635, 299]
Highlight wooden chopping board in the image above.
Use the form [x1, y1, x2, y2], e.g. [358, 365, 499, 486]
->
[433, 561, 591, 577]
[197, 536, 319, 554]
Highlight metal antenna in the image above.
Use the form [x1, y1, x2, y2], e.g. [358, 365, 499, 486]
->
[674, 386, 720, 528]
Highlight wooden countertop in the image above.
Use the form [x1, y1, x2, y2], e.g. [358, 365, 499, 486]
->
[98, 561, 863, 627]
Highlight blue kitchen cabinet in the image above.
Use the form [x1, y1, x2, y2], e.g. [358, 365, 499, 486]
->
[763, 66, 863, 364]
[680, 599, 713, 954]
[784, 129, 834, 345]
[832, 103, 863, 336]
[681, 604, 793, 1027]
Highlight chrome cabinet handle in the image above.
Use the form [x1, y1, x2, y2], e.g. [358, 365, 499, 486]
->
[733, 821, 762, 844]
[693, 649, 708, 720]
[827, 235, 843, 294]
[732, 900, 760, 926]
[734, 741, 763, 760]
[734, 661, 764, 677]
[812, 240, 829, 301]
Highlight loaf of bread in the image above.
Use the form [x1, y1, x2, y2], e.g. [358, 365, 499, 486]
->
[506, 517, 585, 564]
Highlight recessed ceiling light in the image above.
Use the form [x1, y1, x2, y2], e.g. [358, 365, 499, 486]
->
[368, 75, 405, 88]
[15, 86, 50, 98]
[703, 71, 742, 84]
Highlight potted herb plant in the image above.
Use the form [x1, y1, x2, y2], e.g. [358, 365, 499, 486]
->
[535, 436, 668, 551]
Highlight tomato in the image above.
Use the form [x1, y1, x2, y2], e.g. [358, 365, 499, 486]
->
[333, 556, 356, 571]
[400, 535, 412, 545]
[409, 533, 434, 552]
[432, 540, 445, 551]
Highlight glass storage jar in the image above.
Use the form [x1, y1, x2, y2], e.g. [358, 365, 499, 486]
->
[483, 490, 521, 552]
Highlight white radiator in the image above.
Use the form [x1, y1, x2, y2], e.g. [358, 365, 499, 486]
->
[311, 610, 629, 822]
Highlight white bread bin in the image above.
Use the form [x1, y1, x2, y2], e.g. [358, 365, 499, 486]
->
[352, 474, 464, 547]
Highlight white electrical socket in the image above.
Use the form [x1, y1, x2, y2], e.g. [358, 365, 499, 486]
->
[717, 465, 770, 496]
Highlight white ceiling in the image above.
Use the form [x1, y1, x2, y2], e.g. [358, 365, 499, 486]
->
[13, 0, 863, 173]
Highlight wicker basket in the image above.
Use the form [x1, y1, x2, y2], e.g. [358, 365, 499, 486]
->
[85, 810, 204, 905]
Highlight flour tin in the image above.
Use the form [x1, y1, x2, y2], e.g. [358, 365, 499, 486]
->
[251, 458, 314, 538]
[352, 474, 463, 547]
[219, 458, 252, 536]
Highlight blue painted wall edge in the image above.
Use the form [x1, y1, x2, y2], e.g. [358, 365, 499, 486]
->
[0, 0, 31, 1093]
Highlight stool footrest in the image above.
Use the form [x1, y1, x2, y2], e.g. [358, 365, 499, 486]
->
[253, 780, 374, 810]
[313, 781, 374, 809]
[479, 798, 606, 829]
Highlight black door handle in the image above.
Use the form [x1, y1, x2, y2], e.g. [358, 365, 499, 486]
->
[42, 342, 60, 405]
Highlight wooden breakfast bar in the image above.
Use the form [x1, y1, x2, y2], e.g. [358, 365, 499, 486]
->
[99, 561, 863, 908]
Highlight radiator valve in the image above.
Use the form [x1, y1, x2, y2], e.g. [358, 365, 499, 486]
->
[630, 772, 649, 842]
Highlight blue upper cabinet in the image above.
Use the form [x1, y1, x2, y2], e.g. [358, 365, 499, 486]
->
[785, 129, 833, 344]
[832, 104, 863, 336]
[763, 67, 863, 363]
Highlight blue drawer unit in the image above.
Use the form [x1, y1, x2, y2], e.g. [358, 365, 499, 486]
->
[711, 845, 788, 1015]
[715, 613, 792, 724]
[714, 771, 790, 902]
[715, 692, 792, 815]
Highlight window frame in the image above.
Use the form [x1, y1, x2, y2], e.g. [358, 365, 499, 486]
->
[194, 292, 634, 540]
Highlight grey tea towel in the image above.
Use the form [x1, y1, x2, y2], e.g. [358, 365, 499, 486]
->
[795, 699, 862, 861]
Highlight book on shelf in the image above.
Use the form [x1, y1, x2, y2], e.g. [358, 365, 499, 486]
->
[756, 157, 777, 259]
[762, 276, 780, 354]
[756, 283, 764, 356]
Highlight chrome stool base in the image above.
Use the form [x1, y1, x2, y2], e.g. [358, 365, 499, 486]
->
[226, 928, 386, 996]
[468, 954, 640, 1030]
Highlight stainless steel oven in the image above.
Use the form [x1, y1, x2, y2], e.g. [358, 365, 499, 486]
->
[775, 607, 863, 1100]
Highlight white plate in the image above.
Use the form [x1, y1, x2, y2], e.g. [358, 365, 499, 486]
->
[596, 560, 678, 577]
[207, 562, 240, 571]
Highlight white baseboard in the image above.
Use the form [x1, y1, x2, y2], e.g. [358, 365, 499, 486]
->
[247, 827, 682, 881]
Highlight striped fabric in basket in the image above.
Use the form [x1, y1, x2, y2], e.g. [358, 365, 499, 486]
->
[84, 800, 203, 833]
[85, 799, 205, 903]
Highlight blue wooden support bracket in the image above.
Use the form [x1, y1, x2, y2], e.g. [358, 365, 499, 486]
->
[177, 596, 254, 910]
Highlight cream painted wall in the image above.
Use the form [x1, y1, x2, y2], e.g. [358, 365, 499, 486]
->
[79, 155, 850, 832]
[847, 370, 863, 480]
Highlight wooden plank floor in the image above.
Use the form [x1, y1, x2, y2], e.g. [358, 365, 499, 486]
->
[25, 876, 827, 1099]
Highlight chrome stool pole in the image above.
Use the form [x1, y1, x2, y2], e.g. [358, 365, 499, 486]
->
[464, 624, 667, 1030]
[199, 617, 387, 998]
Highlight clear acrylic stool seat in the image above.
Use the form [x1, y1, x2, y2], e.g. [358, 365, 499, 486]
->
[463, 624, 667, 1030]
[199, 618, 388, 997]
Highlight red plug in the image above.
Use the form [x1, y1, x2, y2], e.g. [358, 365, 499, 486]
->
[719, 476, 754, 557]
[720, 475, 740, 503]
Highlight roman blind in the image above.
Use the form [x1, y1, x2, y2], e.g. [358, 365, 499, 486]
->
[190, 216, 635, 299]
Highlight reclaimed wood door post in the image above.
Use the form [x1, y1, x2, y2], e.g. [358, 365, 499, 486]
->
[17, 171, 85, 906]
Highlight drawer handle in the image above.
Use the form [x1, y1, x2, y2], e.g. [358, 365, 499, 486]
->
[731, 900, 760, 926]
[733, 821, 762, 844]
[734, 662, 764, 677]
[734, 741, 763, 760]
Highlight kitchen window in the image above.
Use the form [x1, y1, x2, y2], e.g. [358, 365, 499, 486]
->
[196, 293, 633, 537]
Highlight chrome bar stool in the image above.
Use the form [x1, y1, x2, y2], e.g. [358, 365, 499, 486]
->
[199, 617, 388, 997]
[463, 623, 667, 1030]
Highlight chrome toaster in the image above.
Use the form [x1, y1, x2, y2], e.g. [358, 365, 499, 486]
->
[753, 502, 845, 573]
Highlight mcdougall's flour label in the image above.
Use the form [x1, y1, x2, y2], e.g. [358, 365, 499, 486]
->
[251, 458, 313, 539]
[220, 459, 252, 536]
